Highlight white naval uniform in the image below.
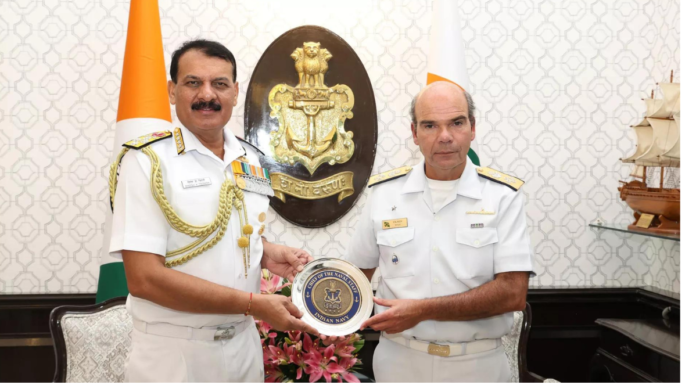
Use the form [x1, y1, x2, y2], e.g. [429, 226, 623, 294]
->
[344, 157, 535, 383]
[109, 124, 267, 382]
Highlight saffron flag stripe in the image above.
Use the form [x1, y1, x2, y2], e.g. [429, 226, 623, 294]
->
[97, 0, 172, 303]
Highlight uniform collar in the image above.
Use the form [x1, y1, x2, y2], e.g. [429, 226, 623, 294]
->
[456, 157, 483, 200]
[401, 157, 482, 200]
[173, 123, 245, 166]
[401, 161, 427, 194]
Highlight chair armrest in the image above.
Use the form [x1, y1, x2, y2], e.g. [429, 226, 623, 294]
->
[521, 370, 545, 383]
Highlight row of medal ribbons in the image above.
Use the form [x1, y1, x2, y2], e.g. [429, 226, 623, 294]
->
[232, 160, 275, 197]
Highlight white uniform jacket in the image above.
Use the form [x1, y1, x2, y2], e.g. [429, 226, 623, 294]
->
[109, 124, 268, 328]
[345, 157, 535, 343]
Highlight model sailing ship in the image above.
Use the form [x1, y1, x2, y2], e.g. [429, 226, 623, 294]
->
[619, 71, 680, 235]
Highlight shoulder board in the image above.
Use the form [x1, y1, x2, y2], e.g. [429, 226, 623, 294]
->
[123, 131, 172, 150]
[236, 136, 265, 156]
[368, 166, 412, 188]
[476, 167, 524, 191]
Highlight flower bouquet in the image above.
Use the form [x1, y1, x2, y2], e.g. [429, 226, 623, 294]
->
[256, 269, 365, 383]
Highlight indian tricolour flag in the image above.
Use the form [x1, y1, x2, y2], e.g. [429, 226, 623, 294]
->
[426, 0, 480, 166]
[96, 0, 172, 303]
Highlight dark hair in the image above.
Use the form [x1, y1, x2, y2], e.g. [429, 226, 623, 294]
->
[170, 39, 237, 83]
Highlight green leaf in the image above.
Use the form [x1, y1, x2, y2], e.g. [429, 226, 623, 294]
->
[281, 286, 292, 297]
[353, 339, 365, 353]
[284, 337, 293, 345]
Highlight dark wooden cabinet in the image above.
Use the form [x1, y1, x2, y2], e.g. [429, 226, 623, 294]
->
[0, 294, 95, 382]
[590, 318, 679, 382]
[525, 287, 679, 382]
[0, 286, 679, 382]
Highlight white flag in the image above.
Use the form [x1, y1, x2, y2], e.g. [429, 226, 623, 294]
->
[427, 0, 480, 165]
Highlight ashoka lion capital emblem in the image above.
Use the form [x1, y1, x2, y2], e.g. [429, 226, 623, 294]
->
[268, 42, 355, 175]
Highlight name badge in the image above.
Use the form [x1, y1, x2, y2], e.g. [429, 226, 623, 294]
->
[182, 178, 212, 189]
[382, 218, 408, 230]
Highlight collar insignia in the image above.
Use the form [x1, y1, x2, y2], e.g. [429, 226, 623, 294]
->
[173, 128, 185, 155]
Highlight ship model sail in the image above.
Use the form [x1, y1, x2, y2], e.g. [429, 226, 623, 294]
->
[619, 71, 680, 235]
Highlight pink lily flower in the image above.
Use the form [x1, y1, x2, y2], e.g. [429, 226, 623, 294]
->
[260, 269, 291, 294]
[305, 344, 341, 383]
[262, 344, 278, 365]
[268, 344, 290, 365]
[287, 330, 302, 344]
[264, 364, 285, 383]
[332, 357, 360, 383]
[285, 344, 308, 380]
[339, 371, 360, 383]
[255, 319, 278, 341]
[340, 356, 358, 371]
[334, 339, 356, 358]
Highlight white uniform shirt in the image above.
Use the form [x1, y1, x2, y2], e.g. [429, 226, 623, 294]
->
[109, 124, 267, 328]
[345, 157, 535, 343]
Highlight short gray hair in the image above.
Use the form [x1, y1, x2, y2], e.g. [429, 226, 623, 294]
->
[409, 88, 476, 127]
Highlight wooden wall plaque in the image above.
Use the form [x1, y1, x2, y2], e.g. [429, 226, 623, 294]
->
[244, 26, 378, 228]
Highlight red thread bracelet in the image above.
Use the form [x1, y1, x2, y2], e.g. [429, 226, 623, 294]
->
[244, 292, 253, 316]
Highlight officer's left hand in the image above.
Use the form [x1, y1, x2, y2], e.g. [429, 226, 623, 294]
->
[359, 297, 424, 334]
[262, 243, 313, 282]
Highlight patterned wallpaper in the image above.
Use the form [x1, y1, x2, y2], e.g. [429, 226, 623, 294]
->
[0, 0, 680, 294]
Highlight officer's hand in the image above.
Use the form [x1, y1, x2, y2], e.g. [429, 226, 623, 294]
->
[251, 294, 319, 335]
[319, 334, 347, 345]
[359, 297, 424, 334]
[261, 243, 313, 282]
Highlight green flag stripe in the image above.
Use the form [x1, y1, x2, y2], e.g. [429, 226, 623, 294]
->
[468, 148, 480, 166]
[96, 262, 129, 303]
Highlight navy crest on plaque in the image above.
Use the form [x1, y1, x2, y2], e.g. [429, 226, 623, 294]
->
[292, 258, 373, 335]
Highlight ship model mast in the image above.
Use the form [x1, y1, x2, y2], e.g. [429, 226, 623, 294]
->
[618, 71, 680, 235]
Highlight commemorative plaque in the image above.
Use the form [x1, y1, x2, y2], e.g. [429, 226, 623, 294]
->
[291, 258, 373, 336]
[244, 26, 378, 227]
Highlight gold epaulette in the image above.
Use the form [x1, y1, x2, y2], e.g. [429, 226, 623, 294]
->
[123, 131, 172, 150]
[476, 167, 524, 191]
[368, 166, 412, 188]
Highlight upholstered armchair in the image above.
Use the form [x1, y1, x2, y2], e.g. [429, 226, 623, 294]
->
[49, 297, 557, 383]
[50, 297, 131, 382]
[502, 302, 559, 383]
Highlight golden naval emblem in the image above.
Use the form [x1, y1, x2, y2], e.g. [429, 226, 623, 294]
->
[268, 42, 355, 176]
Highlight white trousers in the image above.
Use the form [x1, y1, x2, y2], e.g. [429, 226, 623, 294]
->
[373, 337, 512, 383]
[125, 320, 263, 382]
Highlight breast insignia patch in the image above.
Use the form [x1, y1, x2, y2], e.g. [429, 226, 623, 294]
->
[368, 166, 412, 188]
[123, 131, 172, 150]
[476, 167, 524, 191]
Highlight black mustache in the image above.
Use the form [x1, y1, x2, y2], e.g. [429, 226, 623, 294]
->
[191, 101, 222, 111]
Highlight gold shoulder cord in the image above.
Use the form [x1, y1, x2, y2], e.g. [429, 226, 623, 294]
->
[109, 146, 253, 276]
